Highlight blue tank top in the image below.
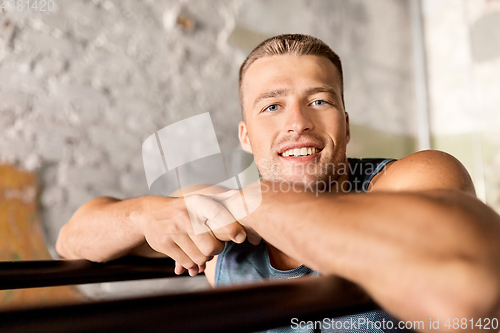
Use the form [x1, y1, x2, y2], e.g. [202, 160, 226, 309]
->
[215, 158, 410, 333]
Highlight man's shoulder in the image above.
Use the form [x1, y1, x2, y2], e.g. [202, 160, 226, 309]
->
[370, 150, 476, 195]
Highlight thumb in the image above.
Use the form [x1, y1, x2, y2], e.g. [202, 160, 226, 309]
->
[210, 220, 247, 244]
[187, 194, 240, 238]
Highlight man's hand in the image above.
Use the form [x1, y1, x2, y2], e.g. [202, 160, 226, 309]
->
[139, 195, 247, 276]
[56, 184, 249, 276]
[202, 184, 264, 246]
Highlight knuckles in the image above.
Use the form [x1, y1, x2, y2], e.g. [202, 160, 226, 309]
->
[198, 240, 225, 257]
[148, 195, 235, 270]
[192, 254, 210, 266]
[179, 260, 198, 270]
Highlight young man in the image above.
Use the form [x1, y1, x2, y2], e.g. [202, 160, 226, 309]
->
[56, 34, 500, 332]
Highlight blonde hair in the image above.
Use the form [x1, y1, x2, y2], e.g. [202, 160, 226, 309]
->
[239, 34, 345, 112]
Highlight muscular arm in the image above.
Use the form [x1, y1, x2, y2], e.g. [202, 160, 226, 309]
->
[56, 196, 146, 262]
[56, 185, 245, 278]
[230, 150, 500, 325]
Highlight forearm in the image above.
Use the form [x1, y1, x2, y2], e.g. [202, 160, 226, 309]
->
[251, 190, 491, 274]
[244, 187, 500, 321]
[56, 183, 242, 269]
[56, 196, 147, 262]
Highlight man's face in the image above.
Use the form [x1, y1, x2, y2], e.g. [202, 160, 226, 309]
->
[239, 54, 350, 186]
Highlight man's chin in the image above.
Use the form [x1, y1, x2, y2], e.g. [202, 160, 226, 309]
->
[276, 175, 329, 187]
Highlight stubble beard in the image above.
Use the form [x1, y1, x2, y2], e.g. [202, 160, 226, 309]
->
[257, 148, 347, 192]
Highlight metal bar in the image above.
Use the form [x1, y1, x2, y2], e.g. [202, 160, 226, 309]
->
[0, 256, 188, 290]
[0, 275, 379, 333]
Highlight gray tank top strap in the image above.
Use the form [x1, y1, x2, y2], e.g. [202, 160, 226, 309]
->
[347, 158, 396, 192]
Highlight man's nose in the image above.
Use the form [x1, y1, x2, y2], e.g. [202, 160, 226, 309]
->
[284, 102, 314, 134]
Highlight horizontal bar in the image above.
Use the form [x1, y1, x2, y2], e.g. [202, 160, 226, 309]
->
[0, 275, 379, 333]
[0, 256, 188, 290]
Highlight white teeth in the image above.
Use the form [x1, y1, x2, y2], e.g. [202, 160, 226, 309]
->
[281, 147, 321, 157]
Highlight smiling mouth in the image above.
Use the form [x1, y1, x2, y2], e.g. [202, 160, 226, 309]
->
[279, 147, 323, 157]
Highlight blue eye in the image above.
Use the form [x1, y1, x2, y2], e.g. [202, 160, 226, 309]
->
[265, 104, 279, 112]
[312, 100, 326, 106]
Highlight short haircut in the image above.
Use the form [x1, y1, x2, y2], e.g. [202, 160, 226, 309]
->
[238, 33, 345, 115]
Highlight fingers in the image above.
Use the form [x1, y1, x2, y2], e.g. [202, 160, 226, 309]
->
[245, 227, 262, 245]
[188, 231, 225, 257]
[180, 230, 223, 276]
[175, 261, 204, 276]
[173, 233, 223, 276]
[209, 221, 246, 244]
[154, 236, 206, 276]
[166, 243, 198, 275]
[190, 195, 246, 243]
[197, 191, 262, 244]
[176, 235, 209, 268]
[175, 261, 186, 275]
[150, 194, 252, 277]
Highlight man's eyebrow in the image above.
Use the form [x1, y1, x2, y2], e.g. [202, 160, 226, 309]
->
[252, 88, 290, 108]
[252, 86, 340, 109]
[304, 86, 340, 101]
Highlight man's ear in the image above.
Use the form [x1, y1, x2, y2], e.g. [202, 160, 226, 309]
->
[238, 121, 253, 153]
[345, 112, 351, 144]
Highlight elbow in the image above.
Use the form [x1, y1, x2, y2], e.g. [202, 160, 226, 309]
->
[408, 194, 500, 321]
[55, 197, 112, 261]
[55, 227, 111, 262]
[55, 225, 74, 259]
[454, 265, 500, 321]
[427, 260, 500, 323]
[444, 206, 500, 319]
[55, 232, 110, 263]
